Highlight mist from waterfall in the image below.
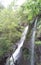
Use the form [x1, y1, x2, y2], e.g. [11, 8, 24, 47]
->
[6, 26, 29, 65]
[30, 18, 37, 65]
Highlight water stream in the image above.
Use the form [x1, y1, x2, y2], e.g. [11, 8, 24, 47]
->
[6, 26, 29, 65]
[30, 18, 37, 65]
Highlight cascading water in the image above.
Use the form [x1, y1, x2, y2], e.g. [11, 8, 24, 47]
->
[6, 26, 29, 65]
[30, 18, 37, 65]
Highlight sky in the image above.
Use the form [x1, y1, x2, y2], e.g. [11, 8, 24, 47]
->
[0, 0, 25, 8]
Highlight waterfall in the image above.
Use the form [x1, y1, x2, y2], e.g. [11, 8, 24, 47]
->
[6, 25, 29, 65]
[30, 18, 37, 65]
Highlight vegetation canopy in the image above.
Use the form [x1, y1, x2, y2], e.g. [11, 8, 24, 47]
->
[0, 0, 41, 61]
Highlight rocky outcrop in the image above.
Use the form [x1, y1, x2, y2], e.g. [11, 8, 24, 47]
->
[35, 44, 41, 65]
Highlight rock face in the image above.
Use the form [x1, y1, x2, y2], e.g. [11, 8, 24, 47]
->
[35, 44, 41, 65]
[0, 56, 7, 65]
[37, 37, 41, 41]
[23, 42, 41, 65]
[0, 44, 17, 65]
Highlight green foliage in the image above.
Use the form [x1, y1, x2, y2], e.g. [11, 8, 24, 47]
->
[35, 41, 41, 44]
[37, 19, 41, 37]
[17, 0, 41, 22]
[0, 0, 41, 58]
[0, 8, 23, 57]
